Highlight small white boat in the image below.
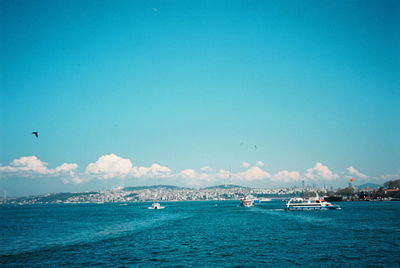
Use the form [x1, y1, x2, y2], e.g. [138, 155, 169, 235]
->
[286, 193, 341, 211]
[240, 195, 254, 207]
[147, 203, 165, 210]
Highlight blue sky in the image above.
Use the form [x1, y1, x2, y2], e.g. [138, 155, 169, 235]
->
[1, 0, 399, 196]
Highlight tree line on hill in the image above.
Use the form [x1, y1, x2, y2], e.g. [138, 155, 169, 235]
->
[323, 179, 400, 201]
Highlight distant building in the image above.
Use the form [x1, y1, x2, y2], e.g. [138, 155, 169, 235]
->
[384, 189, 400, 194]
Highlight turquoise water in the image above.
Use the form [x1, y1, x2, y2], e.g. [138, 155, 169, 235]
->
[1, 201, 399, 267]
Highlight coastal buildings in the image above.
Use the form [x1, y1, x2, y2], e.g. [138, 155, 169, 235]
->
[6, 185, 308, 205]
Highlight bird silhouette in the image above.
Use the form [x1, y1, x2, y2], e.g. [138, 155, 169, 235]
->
[32, 132, 39, 138]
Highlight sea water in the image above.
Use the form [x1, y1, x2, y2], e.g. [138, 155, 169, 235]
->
[1, 200, 399, 267]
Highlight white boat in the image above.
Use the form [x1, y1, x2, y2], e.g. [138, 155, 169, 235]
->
[259, 197, 272, 202]
[147, 203, 165, 210]
[286, 193, 341, 210]
[240, 195, 254, 207]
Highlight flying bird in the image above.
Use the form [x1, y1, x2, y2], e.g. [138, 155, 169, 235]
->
[32, 132, 39, 138]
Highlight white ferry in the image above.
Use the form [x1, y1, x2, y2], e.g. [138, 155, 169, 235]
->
[240, 195, 254, 207]
[286, 193, 341, 211]
[147, 203, 165, 210]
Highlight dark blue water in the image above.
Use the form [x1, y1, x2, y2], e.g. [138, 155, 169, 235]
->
[1, 201, 399, 267]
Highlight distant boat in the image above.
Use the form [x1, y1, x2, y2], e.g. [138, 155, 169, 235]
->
[147, 203, 165, 210]
[259, 197, 272, 202]
[286, 193, 341, 211]
[240, 195, 254, 207]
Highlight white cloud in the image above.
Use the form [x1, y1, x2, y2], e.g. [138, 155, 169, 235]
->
[55, 163, 81, 184]
[242, 162, 251, 168]
[180, 169, 197, 179]
[273, 170, 301, 182]
[178, 169, 210, 187]
[85, 154, 132, 179]
[9, 156, 49, 174]
[62, 175, 84, 184]
[4, 155, 393, 189]
[0, 156, 78, 178]
[346, 166, 368, 179]
[236, 166, 271, 181]
[256, 161, 266, 167]
[131, 163, 172, 178]
[70, 176, 83, 184]
[85, 154, 172, 180]
[216, 169, 231, 179]
[54, 163, 78, 173]
[305, 162, 339, 180]
[200, 166, 212, 172]
[180, 169, 209, 179]
[0, 156, 49, 174]
[214, 166, 270, 184]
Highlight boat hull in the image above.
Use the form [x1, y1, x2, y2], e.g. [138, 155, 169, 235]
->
[286, 205, 341, 211]
[148, 203, 165, 209]
[240, 200, 254, 207]
[240, 195, 254, 207]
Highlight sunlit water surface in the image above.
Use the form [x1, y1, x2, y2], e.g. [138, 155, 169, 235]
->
[1, 201, 399, 267]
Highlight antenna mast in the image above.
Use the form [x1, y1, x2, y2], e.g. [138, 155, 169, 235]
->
[229, 165, 232, 186]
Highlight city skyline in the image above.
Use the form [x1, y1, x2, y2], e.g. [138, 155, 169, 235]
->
[1, 0, 399, 196]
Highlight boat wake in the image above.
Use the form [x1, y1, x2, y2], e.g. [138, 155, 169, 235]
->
[248, 206, 333, 225]
[1, 212, 192, 258]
